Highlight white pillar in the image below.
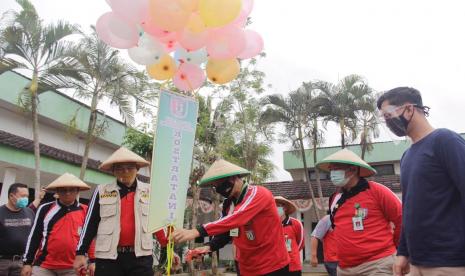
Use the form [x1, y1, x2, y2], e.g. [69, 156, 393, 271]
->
[303, 209, 313, 261]
[0, 168, 18, 205]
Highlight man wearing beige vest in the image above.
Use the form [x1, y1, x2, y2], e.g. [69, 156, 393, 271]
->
[74, 147, 167, 276]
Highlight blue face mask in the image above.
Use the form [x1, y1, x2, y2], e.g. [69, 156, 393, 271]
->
[15, 197, 29, 208]
[330, 170, 351, 187]
[277, 206, 285, 216]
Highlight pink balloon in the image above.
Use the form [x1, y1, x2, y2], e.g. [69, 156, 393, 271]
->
[174, 63, 206, 91]
[107, 0, 149, 24]
[206, 26, 246, 59]
[238, 30, 263, 59]
[96, 12, 139, 49]
[141, 16, 175, 38]
[178, 29, 208, 51]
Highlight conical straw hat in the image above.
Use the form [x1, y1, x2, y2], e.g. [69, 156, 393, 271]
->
[45, 173, 90, 191]
[316, 148, 376, 177]
[274, 196, 297, 215]
[99, 147, 150, 171]
[199, 159, 250, 186]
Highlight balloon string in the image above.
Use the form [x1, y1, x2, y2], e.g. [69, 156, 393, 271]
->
[166, 225, 175, 276]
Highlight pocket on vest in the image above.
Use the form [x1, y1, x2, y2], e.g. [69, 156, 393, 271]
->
[100, 204, 117, 218]
[96, 234, 112, 252]
[141, 233, 153, 250]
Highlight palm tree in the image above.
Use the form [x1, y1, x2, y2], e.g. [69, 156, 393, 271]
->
[261, 88, 322, 220]
[299, 82, 326, 206]
[0, 0, 80, 197]
[314, 74, 373, 148]
[355, 93, 379, 159]
[67, 30, 149, 180]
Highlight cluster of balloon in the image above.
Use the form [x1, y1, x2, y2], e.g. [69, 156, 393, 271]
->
[96, 0, 263, 93]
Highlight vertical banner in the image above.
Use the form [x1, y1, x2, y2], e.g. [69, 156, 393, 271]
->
[148, 90, 198, 232]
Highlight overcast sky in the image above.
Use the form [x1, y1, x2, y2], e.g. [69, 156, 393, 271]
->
[2, 0, 465, 181]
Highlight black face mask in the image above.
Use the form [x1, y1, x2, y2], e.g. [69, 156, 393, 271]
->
[214, 180, 234, 198]
[385, 107, 412, 137]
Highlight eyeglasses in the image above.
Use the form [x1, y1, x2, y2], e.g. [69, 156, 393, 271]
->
[378, 104, 414, 120]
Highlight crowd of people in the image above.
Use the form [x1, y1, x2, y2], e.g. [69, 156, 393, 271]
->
[1, 87, 464, 276]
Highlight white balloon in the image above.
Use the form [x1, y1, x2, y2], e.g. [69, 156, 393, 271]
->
[174, 47, 208, 65]
[128, 33, 166, 65]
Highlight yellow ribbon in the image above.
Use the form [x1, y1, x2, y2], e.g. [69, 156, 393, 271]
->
[166, 225, 175, 276]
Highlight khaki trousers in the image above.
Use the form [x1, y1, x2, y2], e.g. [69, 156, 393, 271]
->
[410, 265, 465, 276]
[337, 254, 395, 276]
[32, 266, 76, 276]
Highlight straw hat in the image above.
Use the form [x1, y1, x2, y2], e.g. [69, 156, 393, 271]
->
[45, 173, 90, 191]
[316, 149, 377, 177]
[274, 196, 297, 215]
[199, 159, 250, 186]
[99, 147, 150, 172]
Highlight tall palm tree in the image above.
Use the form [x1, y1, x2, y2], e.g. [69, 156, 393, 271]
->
[355, 93, 379, 159]
[314, 74, 373, 148]
[299, 82, 326, 206]
[67, 30, 148, 180]
[0, 0, 80, 197]
[261, 89, 322, 220]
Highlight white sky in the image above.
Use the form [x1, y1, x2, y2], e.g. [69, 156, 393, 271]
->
[2, 0, 465, 181]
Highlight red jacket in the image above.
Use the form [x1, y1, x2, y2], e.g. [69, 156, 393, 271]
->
[282, 216, 304, 272]
[323, 229, 338, 262]
[333, 180, 402, 268]
[24, 201, 95, 269]
[198, 185, 290, 275]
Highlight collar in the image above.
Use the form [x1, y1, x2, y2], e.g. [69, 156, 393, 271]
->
[330, 178, 369, 228]
[282, 216, 291, 226]
[56, 199, 80, 208]
[341, 178, 369, 196]
[117, 179, 138, 192]
[233, 184, 249, 205]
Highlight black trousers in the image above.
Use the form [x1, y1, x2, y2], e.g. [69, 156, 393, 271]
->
[95, 253, 153, 276]
[288, 270, 302, 276]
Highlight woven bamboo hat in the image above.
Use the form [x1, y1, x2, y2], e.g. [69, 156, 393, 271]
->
[199, 159, 250, 186]
[274, 196, 297, 215]
[99, 147, 150, 172]
[316, 148, 377, 177]
[45, 173, 90, 191]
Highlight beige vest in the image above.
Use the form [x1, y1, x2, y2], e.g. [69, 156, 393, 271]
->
[95, 181, 152, 259]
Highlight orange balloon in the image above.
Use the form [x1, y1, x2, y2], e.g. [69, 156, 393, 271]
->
[149, 0, 191, 32]
[179, 0, 199, 12]
[206, 58, 240, 84]
[147, 54, 177, 80]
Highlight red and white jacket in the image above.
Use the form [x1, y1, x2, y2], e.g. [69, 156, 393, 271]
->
[333, 180, 402, 268]
[282, 216, 304, 272]
[23, 200, 95, 269]
[197, 185, 290, 275]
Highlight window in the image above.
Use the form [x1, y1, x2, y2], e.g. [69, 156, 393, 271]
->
[371, 164, 395, 176]
[309, 170, 328, 180]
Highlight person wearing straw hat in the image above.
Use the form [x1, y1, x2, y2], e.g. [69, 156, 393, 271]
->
[74, 147, 168, 276]
[274, 196, 304, 276]
[316, 148, 402, 276]
[173, 159, 290, 275]
[21, 173, 95, 276]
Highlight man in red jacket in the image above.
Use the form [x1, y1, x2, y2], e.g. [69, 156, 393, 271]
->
[173, 159, 290, 275]
[274, 196, 304, 276]
[21, 173, 95, 276]
[316, 149, 402, 276]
